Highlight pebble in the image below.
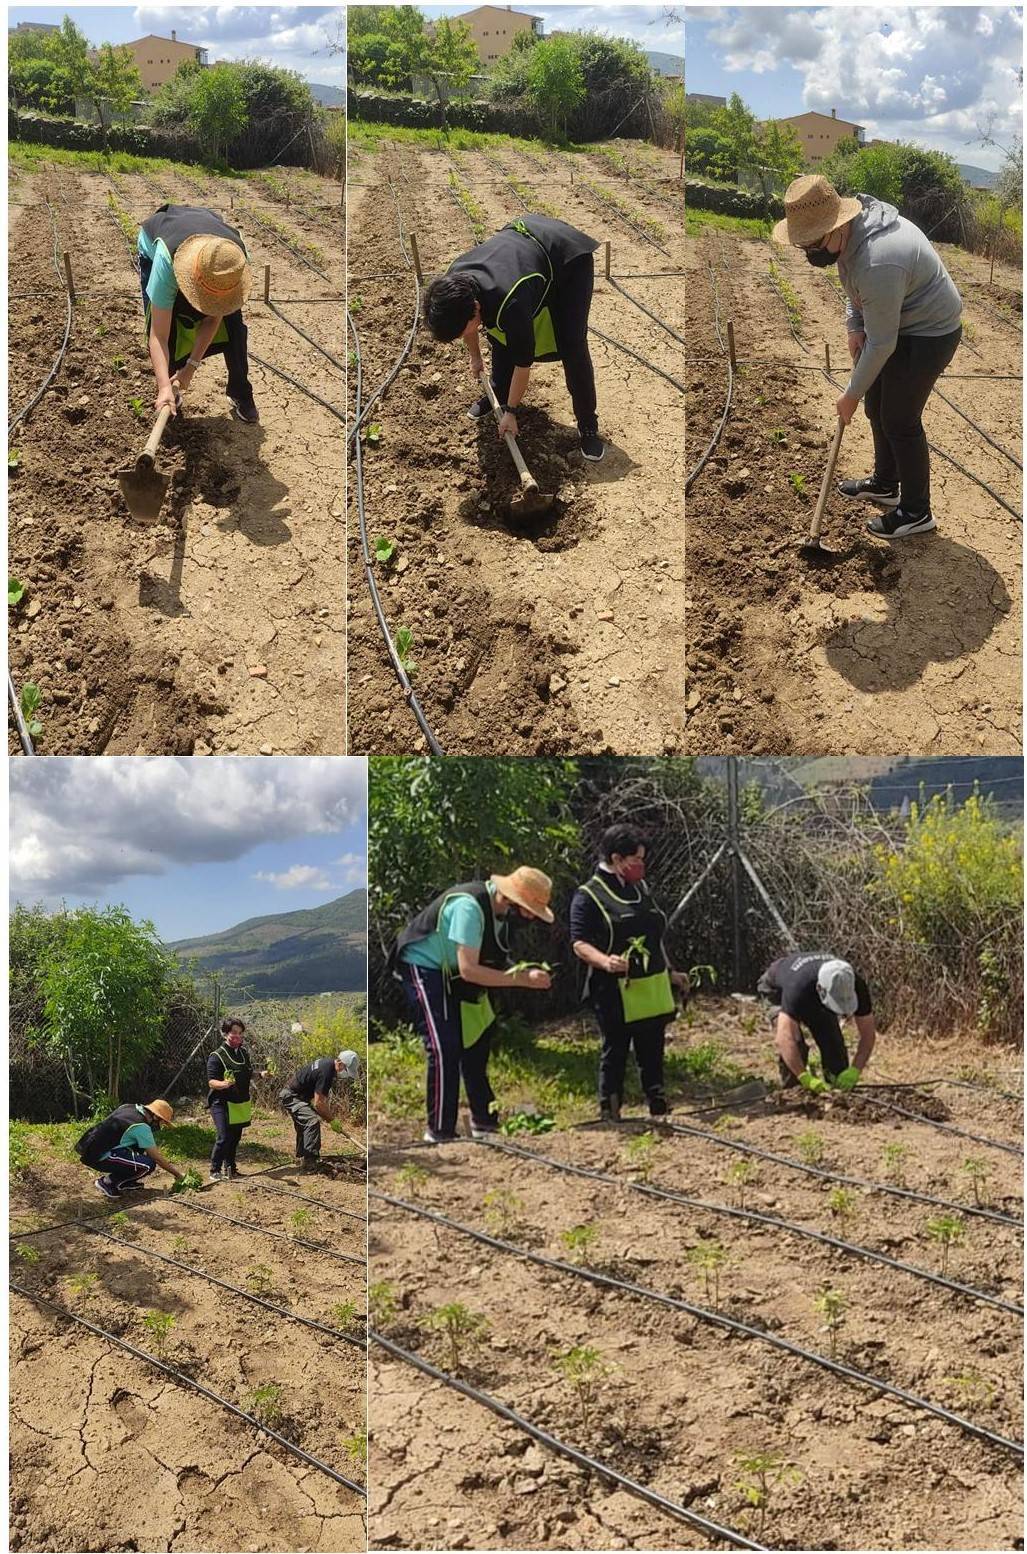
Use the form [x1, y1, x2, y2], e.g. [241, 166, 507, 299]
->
[597, 610, 614, 621]
[549, 674, 566, 694]
[608, 676, 621, 687]
[249, 665, 268, 678]
[259, 744, 273, 755]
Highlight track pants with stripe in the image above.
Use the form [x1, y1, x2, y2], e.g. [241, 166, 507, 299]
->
[98, 1145, 156, 1191]
[401, 964, 495, 1137]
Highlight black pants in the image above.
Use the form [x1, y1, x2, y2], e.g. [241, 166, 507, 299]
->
[864, 327, 961, 515]
[757, 978, 848, 1087]
[209, 1101, 244, 1172]
[139, 255, 254, 403]
[96, 1146, 156, 1191]
[280, 1089, 322, 1158]
[595, 1000, 668, 1113]
[488, 254, 598, 434]
[401, 964, 495, 1136]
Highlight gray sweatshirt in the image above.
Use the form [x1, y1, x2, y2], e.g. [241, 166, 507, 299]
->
[839, 194, 962, 401]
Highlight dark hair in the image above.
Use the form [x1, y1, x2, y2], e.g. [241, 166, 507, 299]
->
[424, 272, 478, 341]
[599, 824, 647, 863]
[221, 1017, 246, 1036]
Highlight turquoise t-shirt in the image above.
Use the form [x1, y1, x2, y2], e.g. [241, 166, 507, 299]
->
[117, 1112, 156, 1151]
[401, 887, 494, 972]
[137, 230, 179, 310]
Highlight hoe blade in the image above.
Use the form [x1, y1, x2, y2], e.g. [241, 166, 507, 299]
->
[118, 460, 169, 524]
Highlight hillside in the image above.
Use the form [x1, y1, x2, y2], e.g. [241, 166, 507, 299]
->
[647, 50, 685, 77]
[170, 890, 367, 998]
[696, 758, 1023, 815]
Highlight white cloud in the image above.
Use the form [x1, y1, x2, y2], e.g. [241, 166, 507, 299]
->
[336, 851, 367, 885]
[131, 6, 346, 83]
[9, 757, 366, 901]
[253, 864, 333, 890]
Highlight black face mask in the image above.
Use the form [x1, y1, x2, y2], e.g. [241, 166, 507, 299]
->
[507, 911, 531, 934]
[805, 244, 839, 268]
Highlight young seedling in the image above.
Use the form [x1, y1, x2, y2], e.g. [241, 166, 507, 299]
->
[768, 428, 787, 444]
[170, 1234, 191, 1256]
[424, 1302, 489, 1372]
[247, 1382, 285, 1427]
[961, 1156, 992, 1207]
[554, 1345, 610, 1432]
[172, 1168, 203, 1194]
[369, 1281, 397, 1327]
[128, 396, 146, 420]
[726, 1157, 760, 1208]
[881, 1141, 909, 1187]
[500, 1110, 555, 1136]
[623, 934, 651, 983]
[290, 1208, 314, 1232]
[14, 1243, 41, 1264]
[19, 683, 43, 740]
[560, 1223, 600, 1266]
[141, 1310, 176, 1360]
[330, 1300, 362, 1332]
[343, 1430, 368, 1465]
[374, 536, 396, 566]
[813, 1287, 847, 1359]
[796, 1130, 825, 1167]
[111, 355, 126, 373]
[396, 1163, 430, 1199]
[246, 1264, 276, 1297]
[8, 576, 25, 605]
[66, 1271, 98, 1298]
[108, 1211, 132, 1238]
[625, 1131, 660, 1183]
[733, 1449, 800, 1538]
[788, 472, 807, 497]
[483, 1186, 524, 1237]
[925, 1213, 966, 1275]
[943, 1368, 996, 1406]
[8, 451, 22, 473]
[687, 1240, 728, 1305]
[365, 422, 383, 445]
[505, 960, 555, 977]
[349, 295, 363, 313]
[394, 627, 416, 674]
[827, 1186, 857, 1225]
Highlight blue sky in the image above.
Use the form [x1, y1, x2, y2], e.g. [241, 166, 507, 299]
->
[9, 757, 367, 943]
[9, 5, 346, 84]
[687, 7, 1023, 171]
[420, 4, 683, 56]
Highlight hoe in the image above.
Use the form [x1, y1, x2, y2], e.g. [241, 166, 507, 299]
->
[118, 402, 175, 523]
[801, 416, 845, 558]
[479, 374, 554, 521]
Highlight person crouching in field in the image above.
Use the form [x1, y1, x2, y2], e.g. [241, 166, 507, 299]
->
[75, 1098, 186, 1199]
[757, 952, 878, 1093]
[424, 214, 605, 461]
[206, 1017, 273, 1184]
[279, 1051, 360, 1170]
[773, 174, 962, 540]
[138, 203, 259, 424]
[388, 867, 555, 1143]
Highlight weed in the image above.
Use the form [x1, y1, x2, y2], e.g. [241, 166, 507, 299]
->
[483, 1186, 525, 1237]
[14, 1243, 41, 1264]
[141, 1310, 176, 1360]
[170, 1234, 191, 1257]
[943, 1368, 996, 1406]
[768, 428, 787, 444]
[245, 1264, 276, 1297]
[726, 1157, 760, 1208]
[350, 296, 363, 313]
[108, 1211, 132, 1238]
[331, 1301, 362, 1332]
[290, 1208, 314, 1232]
[343, 1430, 368, 1465]
[625, 1130, 660, 1183]
[394, 627, 416, 674]
[925, 1213, 966, 1274]
[688, 1239, 727, 1305]
[247, 1382, 285, 1427]
[881, 1142, 909, 1186]
[554, 1344, 610, 1431]
[66, 1271, 98, 1297]
[424, 1302, 489, 1371]
[734, 1449, 800, 1537]
[813, 1287, 847, 1359]
[500, 1110, 555, 1136]
[827, 1186, 857, 1224]
[374, 536, 396, 566]
[128, 397, 146, 420]
[19, 682, 43, 740]
[560, 1223, 599, 1266]
[788, 471, 807, 497]
[369, 1281, 397, 1327]
[396, 1163, 429, 1198]
[796, 1130, 825, 1167]
[961, 1156, 992, 1207]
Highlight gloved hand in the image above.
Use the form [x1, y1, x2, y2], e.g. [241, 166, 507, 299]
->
[798, 1071, 829, 1095]
[832, 1066, 861, 1091]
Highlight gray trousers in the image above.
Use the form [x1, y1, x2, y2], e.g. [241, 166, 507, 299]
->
[280, 1089, 322, 1157]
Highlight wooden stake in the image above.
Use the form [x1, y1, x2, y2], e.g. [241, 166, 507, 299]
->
[263, 264, 270, 304]
[824, 342, 831, 373]
[604, 240, 611, 280]
[409, 233, 423, 287]
[62, 252, 75, 301]
[726, 319, 736, 371]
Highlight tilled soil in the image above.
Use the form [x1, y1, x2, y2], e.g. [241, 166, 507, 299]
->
[684, 230, 1022, 754]
[367, 1017, 1022, 1550]
[346, 142, 685, 754]
[10, 1135, 366, 1553]
[8, 163, 344, 755]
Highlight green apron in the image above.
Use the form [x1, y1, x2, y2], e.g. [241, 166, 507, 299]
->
[214, 1045, 253, 1126]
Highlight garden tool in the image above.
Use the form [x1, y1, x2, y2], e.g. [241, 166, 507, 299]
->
[118, 403, 174, 523]
[479, 374, 554, 520]
[800, 416, 844, 557]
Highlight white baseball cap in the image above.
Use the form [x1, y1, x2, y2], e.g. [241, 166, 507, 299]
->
[816, 959, 858, 1016]
[336, 1050, 360, 1080]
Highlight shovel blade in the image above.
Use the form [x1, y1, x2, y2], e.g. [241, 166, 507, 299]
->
[118, 464, 169, 524]
[508, 486, 554, 522]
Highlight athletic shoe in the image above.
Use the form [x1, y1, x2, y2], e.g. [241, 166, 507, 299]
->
[470, 1119, 500, 1140]
[580, 430, 605, 461]
[599, 1097, 622, 1123]
[867, 507, 937, 539]
[208, 1169, 223, 1183]
[225, 1166, 241, 1179]
[466, 394, 491, 421]
[648, 1098, 672, 1119]
[422, 1128, 459, 1144]
[95, 1176, 119, 1200]
[837, 475, 900, 507]
[228, 394, 260, 424]
[117, 1181, 146, 1194]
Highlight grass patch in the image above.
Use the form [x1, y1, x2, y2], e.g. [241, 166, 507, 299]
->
[686, 208, 771, 240]
[346, 122, 558, 158]
[8, 141, 237, 180]
[768, 253, 804, 336]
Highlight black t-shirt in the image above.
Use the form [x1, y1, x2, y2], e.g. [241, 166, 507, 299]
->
[289, 1057, 337, 1104]
[765, 954, 872, 1023]
[206, 1044, 254, 1106]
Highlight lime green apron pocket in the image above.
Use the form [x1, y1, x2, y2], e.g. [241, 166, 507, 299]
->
[461, 992, 495, 1049]
[227, 1099, 253, 1126]
[174, 313, 229, 362]
[532, 305, 557, 359]
[619, 970, 675, 1023]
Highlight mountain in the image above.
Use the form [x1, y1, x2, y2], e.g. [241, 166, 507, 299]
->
[958, 162, 997, 188]
[170, 890, 367, 999]
[647, 50, 684, 78]
[309, 81, 346, 107]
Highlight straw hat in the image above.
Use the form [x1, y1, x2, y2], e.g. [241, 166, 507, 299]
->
[144, 1099, 174, 1125]
[490, 866, 555, 924]
[772, 174, 862, 247]
[173, 234, 251, 316]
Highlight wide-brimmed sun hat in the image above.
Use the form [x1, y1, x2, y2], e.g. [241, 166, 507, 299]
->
[173, 234, 251, 316]
[144, 1099, 175, 1125]
[772, 174, 862, 247]
[490, 866, 555, 924]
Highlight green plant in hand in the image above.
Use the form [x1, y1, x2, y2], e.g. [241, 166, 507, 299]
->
[625, 1130, 660, 1183]
[624, 934, 650, 982]
[925, 1213, 966, 1274]
[961, 1156, 992, 1207]
[726, 1157, 760, 1208]
[141, 1310, 176, 1360]
[813, 1287, 847, 1359]
[560, 1223, 599, 1266]
[734, 1449, 800, 1537]
[505, 960, 555, 976]
[173, 1168, 203, 1194]
[247, 1382, 285, 1427]
[424, 1302, 489, 1371]
[554, 1344, 610, 1432]
[881, 1142, 909, 1186]
[688, 1239, 727, 1305]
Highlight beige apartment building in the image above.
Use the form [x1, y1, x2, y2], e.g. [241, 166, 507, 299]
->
[456, 5, 544, 65]
[124, 31, 208, 92]
[777, 107, 865, 165]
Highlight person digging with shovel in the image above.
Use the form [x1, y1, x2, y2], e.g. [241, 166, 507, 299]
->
[424, 214, 605, 461]
[138, 203, 259, 424]
[774, 174, 962, 540]
[74, 1099, 186, 1199]
[279, 1051, 360, 1171]
[757, 952, 877, 1094]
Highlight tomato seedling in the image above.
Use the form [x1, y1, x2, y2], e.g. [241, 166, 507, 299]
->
[813, 1286, 847, 1359]
[424, 1302, 489, 1372]
[881, 1141, 909, 1186]
[554, 1344, 610, 1432]
[396, 1163, 429, 1199]
[560, 1223, 599, 1266]
[734, 1449, 800, 1537]
[374, 536, 396, 566]
[688, 1239, 727, 1305]
[726, 1157, 760, 1208]
[247, 1382, 285, 1427]
[141, 1310, 176, 1360]
[369, 1281, 397, 1327]
[796, 1130, 824, 1167]
[961, 1156, 992, 1207]
[483, 1186, 524, 1237]
[625, 1130, 660, 1183]
[925, 1213, 966, 1275]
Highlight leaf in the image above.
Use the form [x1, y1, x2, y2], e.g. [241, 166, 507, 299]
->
[20, 683, 41, 718]
[8, 578, 26, 607]
[374, 536, 396, 565]
[366, 422, 383, 445]
[8, 449, 21, 470]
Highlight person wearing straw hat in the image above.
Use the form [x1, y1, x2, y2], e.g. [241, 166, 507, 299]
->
[773, 174, 962, 540]
[389, 867, 555, 1143]
[757, 952, 878, 1094]
[570, 825, 691, 1123]
[74, 1098, 186, 1199]
[206, 1016, 273, 1184]
[137, 203, 259, 423]
[279, 1050, 361, 1170]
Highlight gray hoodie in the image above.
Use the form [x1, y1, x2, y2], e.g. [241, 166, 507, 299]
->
[839, 194, 962, 401]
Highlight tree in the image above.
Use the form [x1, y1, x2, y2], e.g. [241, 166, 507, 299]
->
[188, 64, 249, 164]
[526, 35, 586, 141]
[47, 15, 92, 104]
[751, 118, 804, 199]
[85, 43, 142, 134]
[9, 57, 74, 115]
[415, 17, 479, 124]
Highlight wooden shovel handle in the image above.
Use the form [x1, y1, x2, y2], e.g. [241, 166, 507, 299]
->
[140, 404, 174, 467]
[479, 374, 535, 487]
[808, 417, 845, 545]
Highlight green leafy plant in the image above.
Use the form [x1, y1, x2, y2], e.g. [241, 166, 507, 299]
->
[734, 1449, 800, 1536]
[925, 1213, 966, 1274]
[688, 1239, 727, 1305]
[8, 577, 26, 606]
[625, 1130, 660, 1183]
[247, 1382, 284, 1427]
[141, 1310, 176, 1360]
[881, 1142, 909, 1186]
[961, 1156, 992, 1207]
[624, 934, 651, 982]
[343, 1430, 367, 1465]
[827, 1186, 857, 1224]
[560, 1223, 599, 1266]
[66, 1271, 98, 1297]
[394, 627, 415, 674]
[483, 1186, 524, 1237]
[290, 1208, 314, 1232]
[245, 1264, 276, 1297]
[19, 683, 43, 739]
[170, 1234, 190, 1256]
[499, 1110, 555, 1136]
[554, 1345, 610, 1431]
[331, 1301, 362, 1332]
[365, 422, 383, 445]
[505, 960, 555, 976]
[349, 295, 363, 313]
[714, 1114, 742, 1136]
[8, 450, 22, 472]
[128, 396, 146, 420]
[788, 471, 807, 496]
[369, 1281, 397, 1327]
[796, 1130, 825, 1167]
[108, 1211, 132, 1238]
[726, 1157, 760, 1208]
[396, 1163, 429, 1198]
[424, 1302, 489, 1371]
[172, 1168, 203, 1194]
[768, 428, 787, 444]
[14, 1243, 41, 1264]
[111, 355, 126, 372]
[374, 536, 396, 566]
[813, 1287, 847, 1359]
[943, 1368, 996, 1406]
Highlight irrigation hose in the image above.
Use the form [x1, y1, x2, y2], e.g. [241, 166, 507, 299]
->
[373, 1190, 1024, 1461]
[371, 1328, 768, 1549]
[348, 309, 443, 755]
[257, 1181, 367, 1221]
[172, 1196, 366, 1265]
[590, 326, 687, 395]
[12, 1280, 366, 1495]
[686, 255, 733, 491]
[479, 1137, 1024, 1317]
[933, 386, 1023, 471]
[267, 298, 346, 373]
[249, 351, 345, 423]
[608, 274, 686, 346]
[858, 1095, 1024, 1159]
[661, 1117, 1023, 1229]
[8, 193, 73, 435]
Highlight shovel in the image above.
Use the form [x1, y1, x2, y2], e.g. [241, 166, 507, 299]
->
[479, 375, 553, 520]
[118, 403, 175, 523]
[800, 415, 844, 556]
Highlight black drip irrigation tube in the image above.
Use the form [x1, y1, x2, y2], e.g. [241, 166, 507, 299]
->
[267, 297, 346, 374]
[172, 1196, 366, 1265]
[249, 351, 345, 423]
[857, 1095, 1025, 1159]
[9, 192, 74, 435]
[371, 1327, 768, 1549]
[75, 1219, 367, 1350]
[373, 1190, 1024, 1461]
[607, 274, 686, 346]
[661, 1118, 1023, 1230]
[256, 1181, 367, 1221]
[686, 252, 734, 492]
[479, 1137, 1024, 1317]
[12, 1280, 366, 1496]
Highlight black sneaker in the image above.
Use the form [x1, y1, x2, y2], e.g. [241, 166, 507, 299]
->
[837, 475, 899, 508]
[580, 430, 605, 461]
[470, 1119, 500, 1140]
[867, 507, 937, 539]
[467, 394, 491, 421]
[423, 1128, 459, 1144]
[599, 1095, 622, 1123]
[228, 394, 260, 424]
[94, 1176, 119, 1200]
[648, 1096, 671, 1119]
